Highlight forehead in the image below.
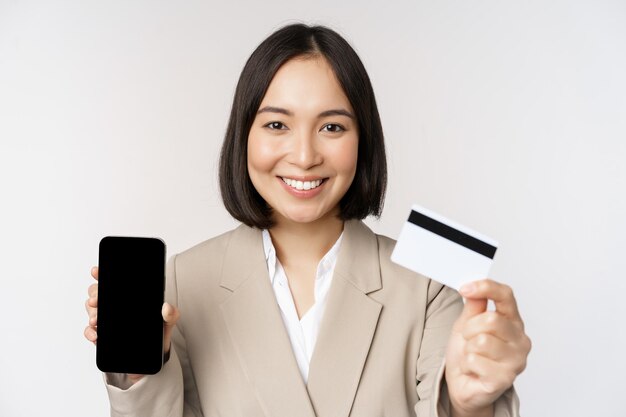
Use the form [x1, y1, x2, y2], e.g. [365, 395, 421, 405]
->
[259, 56, 353, 113]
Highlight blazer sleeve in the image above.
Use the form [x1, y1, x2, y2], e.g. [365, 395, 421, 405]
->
[413, 282, 521, 417]
[103, 255, 204, 417]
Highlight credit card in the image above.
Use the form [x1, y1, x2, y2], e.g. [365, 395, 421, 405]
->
[391, 204, 498, 290]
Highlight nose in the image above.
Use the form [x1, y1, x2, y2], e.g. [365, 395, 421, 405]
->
[288, 129, 323, 169]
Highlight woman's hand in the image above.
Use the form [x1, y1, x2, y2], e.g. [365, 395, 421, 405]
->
[84, 266, 180, 385]
[444, 279, 531, 417]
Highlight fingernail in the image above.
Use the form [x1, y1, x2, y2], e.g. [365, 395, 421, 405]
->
[459, 283, 475, 296]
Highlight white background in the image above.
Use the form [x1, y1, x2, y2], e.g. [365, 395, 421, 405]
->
[1, 1, 625, 416]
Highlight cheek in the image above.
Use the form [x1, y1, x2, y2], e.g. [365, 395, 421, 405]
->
[334, 136, 359, 178]
[247, 133, 281, 175]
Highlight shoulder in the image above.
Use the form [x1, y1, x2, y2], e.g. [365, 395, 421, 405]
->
[177, 227, 237, 261]
[178, 222, 258, 258]
[366, 223, 450, 305]
[346, 221, 461, 326]
[169, 223, 261, 285]
[166, 223, 265, 311]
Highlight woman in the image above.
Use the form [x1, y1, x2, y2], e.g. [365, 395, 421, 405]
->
[85, 23, 530, 417]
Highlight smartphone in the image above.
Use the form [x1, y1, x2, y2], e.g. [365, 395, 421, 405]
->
[96, 236, 166, 374]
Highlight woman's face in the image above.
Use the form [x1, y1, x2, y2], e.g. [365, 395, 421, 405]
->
[247, 56, 359, 226]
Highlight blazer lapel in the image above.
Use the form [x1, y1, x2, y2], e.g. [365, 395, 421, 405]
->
[306, 220, 383, 417]
[219, 225, 317, 417]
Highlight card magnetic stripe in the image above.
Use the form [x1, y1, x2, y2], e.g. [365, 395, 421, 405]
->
[408, 210, 497, 259]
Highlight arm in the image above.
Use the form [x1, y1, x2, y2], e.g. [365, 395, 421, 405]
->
[104, 255, 203, 417]
[414, 281, 461, 416]
[444, 280, 529, 417]
[414, 281, 525, 417]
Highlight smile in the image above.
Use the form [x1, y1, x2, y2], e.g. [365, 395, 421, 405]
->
[281, 177, 325, 191]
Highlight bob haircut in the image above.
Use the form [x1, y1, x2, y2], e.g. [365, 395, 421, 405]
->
[219, 23, 387, 229]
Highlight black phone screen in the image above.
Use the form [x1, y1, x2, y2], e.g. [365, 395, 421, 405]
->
[96, 236, 166, 374]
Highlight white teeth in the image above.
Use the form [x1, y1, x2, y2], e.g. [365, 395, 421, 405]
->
[281, 177, 323, 190]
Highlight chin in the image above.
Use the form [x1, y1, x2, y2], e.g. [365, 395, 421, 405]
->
[285, 214, 322, 224]
[280, 208, 328, 225]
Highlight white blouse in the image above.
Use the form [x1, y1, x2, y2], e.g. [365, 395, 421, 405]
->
[261, 229, 343, 383]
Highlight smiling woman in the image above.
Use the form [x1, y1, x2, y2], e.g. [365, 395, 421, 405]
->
[219, 25, 387, 230]
[84, 23, 529, 417]
[247, 56, 359, 227]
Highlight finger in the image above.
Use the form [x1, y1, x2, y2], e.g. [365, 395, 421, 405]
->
[460, 279, 521, 321]
[464, 333, 513, 362]
[91, 266, 98, 281]
[460, 353, 517, 395]
[88, 283, 98, 298]
[127, 374, 144, 384]
[87, 296, 98, 308]
[462, 311, 524, 343]
[84, 325, 98, 343]
[85, 298, 98, 315]
[454, 298, 488, 330]
[163, 302, 180, 326]
[85, 301, 97, 321]
[162, 303, 180, 353]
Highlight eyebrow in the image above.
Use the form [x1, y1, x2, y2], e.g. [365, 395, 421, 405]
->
[257, 106, 355, 120]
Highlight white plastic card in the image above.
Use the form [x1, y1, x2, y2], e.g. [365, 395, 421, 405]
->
[391, 204, 498, 291]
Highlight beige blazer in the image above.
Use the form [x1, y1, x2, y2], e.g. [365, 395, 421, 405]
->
[105, 220, 518, 417]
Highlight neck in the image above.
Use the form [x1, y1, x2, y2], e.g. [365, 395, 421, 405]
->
[269, 213, 344, 267]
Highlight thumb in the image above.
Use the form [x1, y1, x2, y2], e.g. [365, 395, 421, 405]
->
[455, 298, 488, 329]
[162, 302, 180, 353]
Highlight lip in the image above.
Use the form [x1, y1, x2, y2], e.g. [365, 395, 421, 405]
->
[277, 176, 327, 199]
[280, 175, 326, 182]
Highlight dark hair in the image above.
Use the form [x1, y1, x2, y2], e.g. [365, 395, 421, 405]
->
[219, 23, 387, 229]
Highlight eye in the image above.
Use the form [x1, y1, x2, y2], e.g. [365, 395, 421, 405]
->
[321, 123, 345, 133]
[264, 121, 287, 130]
